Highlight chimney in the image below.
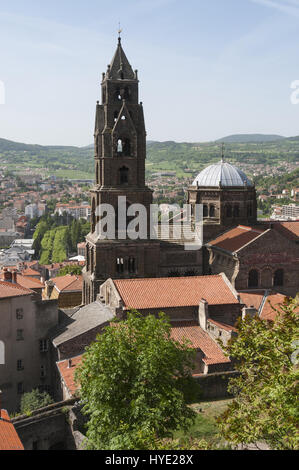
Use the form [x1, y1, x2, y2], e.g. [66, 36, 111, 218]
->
[198, 298, 209, 330]
[44, 280, 54, 299]
[12, 270, 17, 284]
[242, 305, 258, 320]
[68, 359, 72, 369]
[3, 268, 12, 283]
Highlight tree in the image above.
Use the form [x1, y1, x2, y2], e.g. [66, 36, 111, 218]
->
[20, 389, 53, 415]
[58, 264, 82, 277]
[218, 296, 299, 450]
[75, 311, 197, 450]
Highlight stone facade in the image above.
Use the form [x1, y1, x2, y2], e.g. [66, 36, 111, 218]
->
[207, 226, 299, 297]
[0, 292, 58, 413]
[83, 39, 203, 304]
[188, 186, 257, 242]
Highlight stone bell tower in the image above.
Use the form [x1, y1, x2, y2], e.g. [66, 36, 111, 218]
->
[83, 37, 160, 304]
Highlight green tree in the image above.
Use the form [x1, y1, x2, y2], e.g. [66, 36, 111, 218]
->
[20, 389, 53, 415]
[58, 264, 83, 276]
[218, 297, 299, 450]
[75, 311, 197, 450]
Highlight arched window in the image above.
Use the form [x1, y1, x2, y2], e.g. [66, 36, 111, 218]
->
[116, 257, 124, 274]
[117, 139, 123, 154]
[128, 257, 136, 274]
[115, 89, 122, 101]
[274, 269, 284, 286]
[209, 205, 215, 218]
[233, 205, 239, 217]
[248, 269, 259, 288]
[226, 205, 232, 217]
[119, 166, 129, 184]
[203, 205, 208, 218]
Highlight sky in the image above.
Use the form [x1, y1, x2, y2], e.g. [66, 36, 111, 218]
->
[0, 0, 299, 146]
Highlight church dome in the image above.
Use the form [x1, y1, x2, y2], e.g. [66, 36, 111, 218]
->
[192, 161, 253, 188]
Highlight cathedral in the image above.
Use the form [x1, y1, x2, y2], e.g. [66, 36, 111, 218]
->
[83, 38, 298, 304]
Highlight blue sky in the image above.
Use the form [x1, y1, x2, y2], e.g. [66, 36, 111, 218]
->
[0, 0, 299, 146]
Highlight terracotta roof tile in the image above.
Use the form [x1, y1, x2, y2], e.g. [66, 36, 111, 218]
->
[0, 273, 43, 289]
[170, 321, 230, 365]
[272, 221, 299, 242]
[239, 290, 288, 322]
[51, 275, 83, 293]
[208, 225, 265, 252]
[260, 293, 288, 321]
[57, 355, 82, 397]
[113, 275, 239, 310]
[0, 281, 33, 299]
[0, 410, 24, 450]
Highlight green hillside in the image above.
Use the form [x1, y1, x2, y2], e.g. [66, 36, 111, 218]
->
[1, 136, 299, 180]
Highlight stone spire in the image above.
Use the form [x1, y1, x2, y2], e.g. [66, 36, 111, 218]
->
[107, 36, 136, 80]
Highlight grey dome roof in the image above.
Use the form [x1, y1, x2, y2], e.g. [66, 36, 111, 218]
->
[192, 161, 253, 188]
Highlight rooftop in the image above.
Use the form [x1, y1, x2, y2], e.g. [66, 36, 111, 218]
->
[57, 355, 83, 397]
[208, 225, 265, 252]
[239, 290, 288, 321]
[170, 321, 230, 365]
[192, 161, 253, 188]
[51, 300, 114, 347]
[51, 274, 83, 293]
[113, 274, 239, 310]
[0, 280, 33, 299]
[0, 410, 24, 450]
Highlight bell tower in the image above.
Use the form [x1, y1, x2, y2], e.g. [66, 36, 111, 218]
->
[83, 37, 159, 304]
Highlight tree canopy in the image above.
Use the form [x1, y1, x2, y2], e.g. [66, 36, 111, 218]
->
[20, 389, 53, 415]
[218, 296, 299, 450]
[75, 311, 197, 450]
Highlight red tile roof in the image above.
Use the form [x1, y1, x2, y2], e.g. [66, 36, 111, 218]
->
[239, 290, 288, 322]
[272, 221, 299, 242]
[0, 281, 33, 299]
[260, 293, 288, 321]
[0, 410, 24, 450]
[239, 290, 265, 311]
[171, 321, 230, 365]
[0, 273, 43, 290]
[22, 267, 40, 277]
[57, 355, 82, 397]
[208, 225, 265, 252]
[51, 275, 83, 293]
[113, 275, 239, 310]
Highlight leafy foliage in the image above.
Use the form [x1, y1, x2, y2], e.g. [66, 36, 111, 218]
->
[218, 297, 299, 450]
[58, 264, 83, 276]
[75, 311, 197, 450]
[20, 389, 53, 414]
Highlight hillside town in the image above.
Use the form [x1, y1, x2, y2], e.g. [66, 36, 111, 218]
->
[0, 13, 298, 453]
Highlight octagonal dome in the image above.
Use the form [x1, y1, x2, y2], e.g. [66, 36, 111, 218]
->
[192, 161, 253, 188]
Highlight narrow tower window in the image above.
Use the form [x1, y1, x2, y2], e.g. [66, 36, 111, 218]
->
[119, 166, 129, 184]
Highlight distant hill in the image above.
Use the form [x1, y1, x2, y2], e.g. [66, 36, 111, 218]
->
[217, 134, 285, 143]
[0, 138, 78, 152]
